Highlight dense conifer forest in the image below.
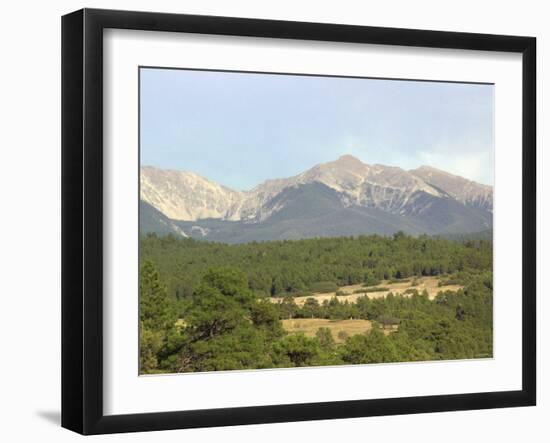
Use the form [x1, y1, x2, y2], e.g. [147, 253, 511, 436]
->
[139, 232, 493, 373]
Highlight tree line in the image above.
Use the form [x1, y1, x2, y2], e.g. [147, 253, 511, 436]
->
[141, 231, 492, 299]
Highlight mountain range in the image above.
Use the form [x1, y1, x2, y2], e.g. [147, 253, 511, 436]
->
[140, 155, 492, 243]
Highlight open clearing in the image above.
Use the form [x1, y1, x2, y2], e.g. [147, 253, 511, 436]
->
[271, 276, 463, 307]
[281, 318, 378, 343]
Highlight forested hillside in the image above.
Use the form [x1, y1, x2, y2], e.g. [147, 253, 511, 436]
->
[140, 233, 493, 373]
[141, 232, 492, 298]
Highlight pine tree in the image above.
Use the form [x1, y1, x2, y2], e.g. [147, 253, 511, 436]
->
[140, 260, 175, 330]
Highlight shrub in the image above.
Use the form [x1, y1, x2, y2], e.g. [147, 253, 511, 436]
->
[337, 330, 349, 341]
[364, 287, 389, 293]
[363, 272, 381, 287]
[309, 281, 339, 293]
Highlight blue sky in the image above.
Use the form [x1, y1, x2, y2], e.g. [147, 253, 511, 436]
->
[140, 68, 494, 190]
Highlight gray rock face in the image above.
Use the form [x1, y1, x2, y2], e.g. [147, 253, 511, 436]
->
[140, 155, 493, 241]
[140, 166, 243, 221]
[409, 165, 493, 212]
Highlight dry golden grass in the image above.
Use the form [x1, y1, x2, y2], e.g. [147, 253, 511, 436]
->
[281, 318, 375, 343]
[271, 276, 463, 307]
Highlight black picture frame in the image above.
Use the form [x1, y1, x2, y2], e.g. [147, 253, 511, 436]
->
[62, 8, 536, 435]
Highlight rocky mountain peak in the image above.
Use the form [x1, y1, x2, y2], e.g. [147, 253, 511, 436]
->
[409, 165, 493, 212]
[334, 154, 364, 166]
[141, 155, 494, 222]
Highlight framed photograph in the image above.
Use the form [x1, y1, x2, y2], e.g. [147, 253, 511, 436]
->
[62, 8, 536, 435]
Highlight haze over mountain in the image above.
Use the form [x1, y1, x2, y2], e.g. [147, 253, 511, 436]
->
[140, 155, 492, 243]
